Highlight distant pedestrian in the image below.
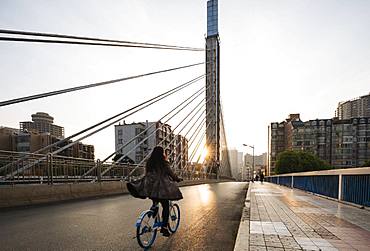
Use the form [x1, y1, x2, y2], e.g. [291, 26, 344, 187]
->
[260, 172, 264, 183]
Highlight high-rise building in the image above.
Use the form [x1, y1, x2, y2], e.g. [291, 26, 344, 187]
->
[115, 122, 148, 164]
[269, 114, 370, 172]
[228, 149, 244, 179]
[290, 119, 333, 164]
[174, 135, 188, 171]
[115, 121, 188, 168]
[20, 112, 64, 139]
[332, 117, 370, 168]
[270, 120, 287, 173]
[238, 152, 244, 169]
[0, 127, 19, 151]
[244, 153, 267, 167]
[228, 149, 238, 179]
[336, 93, 370, 119]
[244, 152, 267, 177]
[0, 113, 94, 160]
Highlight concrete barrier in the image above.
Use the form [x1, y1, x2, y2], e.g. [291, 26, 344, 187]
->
[0, 179, 230, 208]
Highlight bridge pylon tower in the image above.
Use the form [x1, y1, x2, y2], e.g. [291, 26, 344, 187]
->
[205, 0, 221, 177]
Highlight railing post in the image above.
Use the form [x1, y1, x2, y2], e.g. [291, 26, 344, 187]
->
[291, 176, 294, 188]
[10, 156, 14, 186]
[97, 159, 102, 182]
[338, 174, 342, 201]
[47, 153, 53, 185]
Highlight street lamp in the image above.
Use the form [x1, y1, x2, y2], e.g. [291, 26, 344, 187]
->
[243, 144, 255, 182]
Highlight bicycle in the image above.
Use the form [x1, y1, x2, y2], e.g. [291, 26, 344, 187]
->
[135, 200, 181, 249]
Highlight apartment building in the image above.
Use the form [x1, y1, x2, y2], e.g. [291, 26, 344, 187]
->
[115, 121, 188, 167]
[336, 93, 370, 119]
[174, 135, 189, 171]
[332, 117, 370, 168]
[0, 127, 19, 151]
[0, 113, 94, 160]
[228, 149, 244, 179]
[290, 119, 333, 164]
[270, 121, 286, 173]
[269, 114, 370, 172]
[20, 112, 64, 139]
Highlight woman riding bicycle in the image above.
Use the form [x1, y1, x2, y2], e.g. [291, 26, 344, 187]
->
[127, 146, 183, 237]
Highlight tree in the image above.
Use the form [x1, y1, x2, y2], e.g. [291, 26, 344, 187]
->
[275, 150, 331, 174]
[362, 160, 370, 167]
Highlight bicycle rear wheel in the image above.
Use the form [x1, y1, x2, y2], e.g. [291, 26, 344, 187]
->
[136, 210, 158, 249]
[168, 203, 180, 233]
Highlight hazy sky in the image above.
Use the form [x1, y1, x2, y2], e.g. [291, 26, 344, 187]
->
[1, 0, 369, 159]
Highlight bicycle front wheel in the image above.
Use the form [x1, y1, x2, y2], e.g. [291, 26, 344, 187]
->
[168, 203, 180, 233]
[136, 210, 158, 249]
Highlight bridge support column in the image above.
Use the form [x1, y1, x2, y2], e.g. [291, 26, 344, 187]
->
[205, 0, 220, 177]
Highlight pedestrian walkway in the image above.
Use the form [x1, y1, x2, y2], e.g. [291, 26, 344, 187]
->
[234, 182, 370, 251]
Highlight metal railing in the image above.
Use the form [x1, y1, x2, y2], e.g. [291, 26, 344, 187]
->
[266, 167, 370, 208]
[293, 175, 339, 199]
[0, 150, 141, 185]
[0, 150, 216, 185]
[342, 174, 370, 207]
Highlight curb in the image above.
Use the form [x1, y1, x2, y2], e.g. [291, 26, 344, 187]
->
[233, 182, 252, 251]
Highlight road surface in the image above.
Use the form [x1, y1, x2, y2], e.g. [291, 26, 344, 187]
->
[0, 182, 247, 251]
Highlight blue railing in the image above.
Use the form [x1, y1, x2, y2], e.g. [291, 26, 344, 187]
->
[293, 175, 338, 199]
[266, 167, 370, 208]
[270, 176, 278, 184]
[278, 176, 292, 187]
[342, 175, 370, 207]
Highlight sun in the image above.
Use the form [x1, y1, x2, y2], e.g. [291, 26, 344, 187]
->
[199, 147, 208, 162]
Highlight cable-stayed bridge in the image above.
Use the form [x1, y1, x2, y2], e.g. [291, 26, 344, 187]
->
[1, 2, 370, 251]
[0, 0, 232, 185]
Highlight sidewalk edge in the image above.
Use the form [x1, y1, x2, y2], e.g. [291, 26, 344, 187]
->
[233, 182, 251, 251]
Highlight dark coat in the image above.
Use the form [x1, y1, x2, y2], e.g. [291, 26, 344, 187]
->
[127, 161, 183, 201]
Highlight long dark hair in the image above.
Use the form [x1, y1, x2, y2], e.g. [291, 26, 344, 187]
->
[146, 146, 166, 172]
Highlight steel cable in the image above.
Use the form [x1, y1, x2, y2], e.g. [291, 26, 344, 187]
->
[80, 85, 206, 178]
[125, 96, 207, 178]
[1, 74, 204, 178]
[171, 109, 213, 170]
[0, 29, 204, 51]
[0, 62, 204, 107]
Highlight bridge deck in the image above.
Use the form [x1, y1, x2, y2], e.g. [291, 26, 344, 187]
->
[239, 182, 370, 251]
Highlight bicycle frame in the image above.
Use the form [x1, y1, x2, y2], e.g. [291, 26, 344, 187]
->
[135, 200, 180, 249]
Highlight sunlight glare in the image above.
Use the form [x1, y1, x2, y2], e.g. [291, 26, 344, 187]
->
[197, 184, 211, 205]
[198, 147, 208, 163]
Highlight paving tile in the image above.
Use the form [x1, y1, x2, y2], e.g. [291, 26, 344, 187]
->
[351, 245, 370, 251]
[310, 238, 334, 247]
[266, 247, 284, 251]
[319, 248, 338, 251]
[250, 245, 268, 251]
[295, 237, 315, 244]
[246, 183, 370, 251]
[265, 242, 283, 248]
[250, 233, 265, 238]
[300, 245, 320, 251]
